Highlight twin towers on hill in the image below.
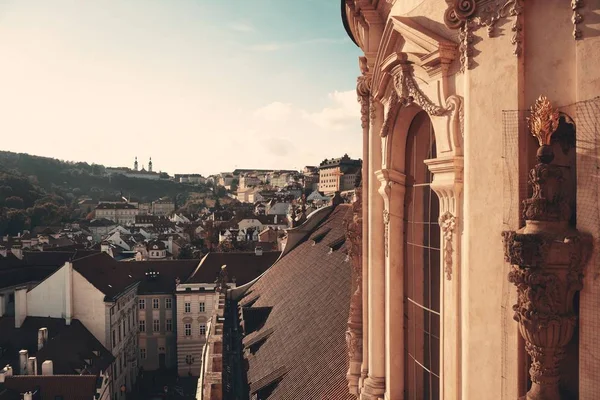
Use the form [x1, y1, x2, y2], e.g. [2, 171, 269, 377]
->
[133, 157, 152, 172]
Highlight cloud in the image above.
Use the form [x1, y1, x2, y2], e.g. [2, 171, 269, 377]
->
[253, 101, 293, 122]
[247, 37, 349, 52]
[302, 90, 360, 130]
[228, 22, 255, 33]
[264, 137, 293, 157]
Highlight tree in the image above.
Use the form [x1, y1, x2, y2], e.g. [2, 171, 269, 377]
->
[5, 196, 24, 209]
[231, 178, 239, 192]
[177, 245, 196, 259]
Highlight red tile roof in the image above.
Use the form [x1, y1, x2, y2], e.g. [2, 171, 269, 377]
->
[235, 204, 354, 400]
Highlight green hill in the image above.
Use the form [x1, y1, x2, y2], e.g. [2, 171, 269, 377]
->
[0, 150, 224, 235]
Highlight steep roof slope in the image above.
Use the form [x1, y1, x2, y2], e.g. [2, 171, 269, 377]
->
[186, 252, 280, 286]
[238, 204, 354, 400]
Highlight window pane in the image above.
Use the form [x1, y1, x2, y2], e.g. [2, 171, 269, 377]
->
[403, 112, 440, 400]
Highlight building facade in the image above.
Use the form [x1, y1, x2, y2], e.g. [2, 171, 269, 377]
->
[318, 154, 362, 194]
[341, 1, 600, 400]
[95, 203, 139, 225]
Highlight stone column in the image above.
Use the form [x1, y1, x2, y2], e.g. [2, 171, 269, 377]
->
[362, 98, 386, 400]
[376, 168, 406, 400]
[425, 156, 464, 400]
[502, 97, 592, 400]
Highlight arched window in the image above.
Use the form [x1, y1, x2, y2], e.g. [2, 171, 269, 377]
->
[403, 111, 440, 399]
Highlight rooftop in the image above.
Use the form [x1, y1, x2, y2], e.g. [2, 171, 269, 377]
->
[233, 204, 354, 400]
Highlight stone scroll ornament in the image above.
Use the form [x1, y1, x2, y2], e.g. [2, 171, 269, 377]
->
[502, 96, 592, 400]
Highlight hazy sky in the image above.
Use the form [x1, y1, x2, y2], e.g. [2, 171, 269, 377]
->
[0, 0, 363, 176]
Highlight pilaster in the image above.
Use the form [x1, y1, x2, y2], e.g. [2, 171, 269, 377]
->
[376, 168, 406, 400]
[361, 97, 386, 400]
[425, 155, 464, 400]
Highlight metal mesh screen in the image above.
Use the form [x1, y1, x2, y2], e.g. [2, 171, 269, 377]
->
[502, 96, 600, 398]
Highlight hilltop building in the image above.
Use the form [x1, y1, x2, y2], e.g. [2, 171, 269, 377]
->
[318, 154, 362, 194]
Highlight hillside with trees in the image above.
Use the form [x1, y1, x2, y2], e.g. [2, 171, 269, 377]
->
[0, 151, 225, 235]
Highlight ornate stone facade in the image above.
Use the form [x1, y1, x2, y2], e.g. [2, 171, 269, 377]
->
[503, 97, 592, 400]
[342, 0, 600, 398]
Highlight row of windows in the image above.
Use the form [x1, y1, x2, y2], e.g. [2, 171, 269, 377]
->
[139, 298, 172, 310]
[184, 323, 206, 337]
[184, 301, 205, 313]
[139, 319, 173, 332]
[111, 310, 136, 348]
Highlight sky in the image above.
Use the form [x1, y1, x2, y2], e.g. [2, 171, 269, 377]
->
[0, 0, 363, 176]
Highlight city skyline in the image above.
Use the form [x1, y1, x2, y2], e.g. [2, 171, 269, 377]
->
[0, 0, 362, 176]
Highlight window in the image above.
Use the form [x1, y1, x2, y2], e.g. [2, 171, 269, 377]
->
[112, 330, 115, 347]
[185, 355, 194, 364]
[140, 348, 146, 360]
[139, 299, 145, 310]
[118, 325, 122, 342]
[166, 319, 173, 332]
[110, 307, 114, 316]
[152, 298, 159, 309]
[185, 323, 191, 337]
[184, 302, 191, 313]
[199, 302, 205, 313]
[403, 111, 440, 399]
[199, 323, 206, 336]
[153, 319, 160, 332]
[165, 298, 172, 309]
[139, 320, 146, 332]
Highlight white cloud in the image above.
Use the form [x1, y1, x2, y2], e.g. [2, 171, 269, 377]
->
[228, 22, 255, 33]
[247, 37, 349, 52]
[253, 101, 293, 122]
[248, 43, 284, 52]
[302, 90, 360, 130]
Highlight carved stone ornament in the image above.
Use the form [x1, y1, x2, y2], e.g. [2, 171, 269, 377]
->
[344, 182, 363, 395]
[443, 0, 477, 30]
[502, 95, 593, 400]
[357, 56, 372, 131]
[451, 0, 524, 70]
[383, 209, 390, 258]
[572, 0, 583, 40]
[439, 211, 457, 280]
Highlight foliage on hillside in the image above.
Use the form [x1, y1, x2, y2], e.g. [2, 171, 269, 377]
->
[0, 151, 226, 236]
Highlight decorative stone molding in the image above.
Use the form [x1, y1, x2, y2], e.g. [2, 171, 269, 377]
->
[572, 0, 583, 40]
[502, 96, 593, 400]
[439, 211, 457, 280]
[449, 0, 525, 70]
[357, 57, 373, 130]
[345, 180, 363, 396]
[443, 0, 477, 30]
[382, 209, 390, 258]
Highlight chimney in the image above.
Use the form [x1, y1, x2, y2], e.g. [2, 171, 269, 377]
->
[100, 242, 110, 254]
[23, 392, 33, 400]
[38, 328, 48, 350]
[27, 357, 37, 375]
[65, 262, 73, 325]
[255, 246, 263, 256]
[274, 215, 277, 224]
[41, 360, 53, 376]
[11, 245, 23, 260]
[14, 287, 28, 328]
[0, 365, 10, 383]
[19, 350, 28, 374]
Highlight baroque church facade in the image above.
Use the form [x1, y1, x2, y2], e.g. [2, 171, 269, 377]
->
[341, 1, 600, 399]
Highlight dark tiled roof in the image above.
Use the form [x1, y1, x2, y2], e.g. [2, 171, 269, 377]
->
[0, 317, 113, 376]
[136, 260, 199, 295]
[0, 251, 91, 290]
[185, 252, 280, 285]
[2, 375, 98, 399]
[237, 204, 354, 400]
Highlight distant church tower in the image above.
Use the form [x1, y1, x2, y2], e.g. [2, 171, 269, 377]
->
[134, 156, 138, 171]
[148, 157, 153, 172]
